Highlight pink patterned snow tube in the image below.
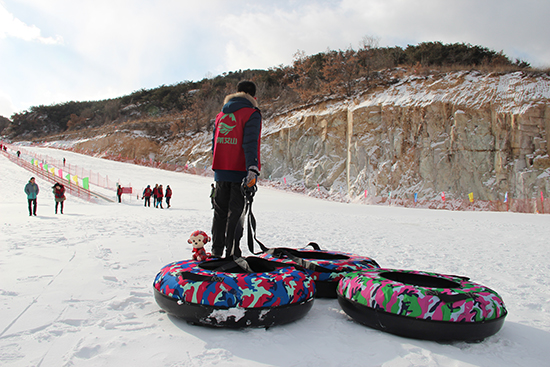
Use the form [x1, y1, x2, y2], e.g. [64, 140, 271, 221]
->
[337, 268, 507, 341]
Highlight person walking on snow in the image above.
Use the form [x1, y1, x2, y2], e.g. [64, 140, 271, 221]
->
[117, 185, 123, 203]
[52, 182, 66, 214]
[165, 185, 172, 208]
[211, 81, 262, 258]
[24, 177, 39, 216]
[142, 185, 152, 207]
[156, 184, 164, 209]
[153, 184, 159, 207]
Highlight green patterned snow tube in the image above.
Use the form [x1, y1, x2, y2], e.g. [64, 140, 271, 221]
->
[337, 268, 507, 341]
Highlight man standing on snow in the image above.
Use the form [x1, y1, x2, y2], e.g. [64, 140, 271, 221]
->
[24, 177, 39, 216]
[165, 185, 172, 208]
[211, 81, 261, 258]
[142, 185, 152, 207]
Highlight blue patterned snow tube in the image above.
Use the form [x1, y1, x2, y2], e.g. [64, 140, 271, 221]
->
[259, 243, 379, 298]
[153, 256, 315, 328]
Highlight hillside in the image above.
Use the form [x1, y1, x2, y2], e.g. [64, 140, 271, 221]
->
[2, 42, 548, 206]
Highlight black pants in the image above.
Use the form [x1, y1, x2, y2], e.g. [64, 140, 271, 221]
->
[144, 197, 151, 207]
[211, 181, 245, 258]
[166, 197, 171, 207]
[28, 199, 37, 216]
[55, 201, 64, 214]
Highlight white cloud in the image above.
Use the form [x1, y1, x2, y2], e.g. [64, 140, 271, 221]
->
[0, 89, 16, 118]
[0, 0, 549, 119]
[0, 3, 62, 44]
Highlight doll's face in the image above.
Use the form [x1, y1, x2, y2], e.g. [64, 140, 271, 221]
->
[189, 235, 206, 249]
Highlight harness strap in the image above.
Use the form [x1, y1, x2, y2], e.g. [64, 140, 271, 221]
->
[266, 248, 336, 273]
[236, 185, 340, 274]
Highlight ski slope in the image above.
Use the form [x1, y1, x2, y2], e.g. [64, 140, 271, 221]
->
[1, 146, 550, 367]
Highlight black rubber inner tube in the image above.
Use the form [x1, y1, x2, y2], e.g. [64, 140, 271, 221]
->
[199, 256, 292, 273]
[379, 271, 460, 289]
[276, 248, 349, 260]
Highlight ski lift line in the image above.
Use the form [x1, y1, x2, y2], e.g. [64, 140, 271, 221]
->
[9, 146, 121, 191]
[2, 150, 114, 203]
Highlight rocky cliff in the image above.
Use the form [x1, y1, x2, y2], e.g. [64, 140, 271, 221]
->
[61, 69, 550, 203]
[260, 70, 550, 202]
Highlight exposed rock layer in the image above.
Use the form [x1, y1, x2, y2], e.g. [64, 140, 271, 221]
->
[68, 70, 550, 202]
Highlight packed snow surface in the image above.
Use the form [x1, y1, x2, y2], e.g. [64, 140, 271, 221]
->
[1, 147, 550, 367]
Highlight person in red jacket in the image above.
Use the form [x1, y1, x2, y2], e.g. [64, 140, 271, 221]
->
[142, 185, 152, 207]
[165, 185, 172, 208]
[156, 184, 164, 209]
[52, 182, 66, 214]
[116, 185, 122, 203]
[211, 81, 261, 258]
[152, 184, 159, 207]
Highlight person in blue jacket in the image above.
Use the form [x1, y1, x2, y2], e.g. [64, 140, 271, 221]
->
[211, 81, 262, 258]
[24, 177, 39, 216]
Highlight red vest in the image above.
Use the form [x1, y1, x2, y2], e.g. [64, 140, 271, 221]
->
[212, 107, 261, 171]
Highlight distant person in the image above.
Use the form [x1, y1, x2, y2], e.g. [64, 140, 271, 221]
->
[211, 81, 261, 258]
[52, 182, 66, 214]
[142, 185, 152, 207]
[156, 184, 164, 209]
[16, 150, 21, 158]
[153, 184, 159, 207]
[165, 185, 172, 208]
[117, 185, 122, 203]
[63, 158, 66, 166]
[24, 177, 39, 216]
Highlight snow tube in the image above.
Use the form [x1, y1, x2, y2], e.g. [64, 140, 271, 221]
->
[259, 243, 380, 298]
[337, 269, 507, 342]
[153, 256, 315, 328]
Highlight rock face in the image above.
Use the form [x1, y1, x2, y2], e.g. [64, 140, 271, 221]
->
[68, 70, 550, 203]
[260, 71, 550, 202]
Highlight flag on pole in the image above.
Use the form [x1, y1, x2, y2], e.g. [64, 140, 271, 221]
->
[468, 192, 474, 203]
[541, 191, 544, 201]
[414, 193, 418, 203]
[83, 177, 89, 190]
[441, 192, 446, 201]
[504, 192, 508, 203]
[65, 173, 71, 182]
[73, 175, 78, 186]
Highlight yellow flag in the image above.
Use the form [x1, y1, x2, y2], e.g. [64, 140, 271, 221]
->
[468, 192, 474, 203]
[73, 175, 79, 186]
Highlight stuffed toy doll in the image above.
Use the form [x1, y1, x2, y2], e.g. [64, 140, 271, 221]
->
[188, 230, 212, 261]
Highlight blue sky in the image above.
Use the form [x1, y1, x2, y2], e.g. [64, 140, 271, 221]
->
[1, 0, 549, 118]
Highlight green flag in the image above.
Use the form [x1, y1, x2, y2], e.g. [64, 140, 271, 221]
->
[83, 177, 89, 190]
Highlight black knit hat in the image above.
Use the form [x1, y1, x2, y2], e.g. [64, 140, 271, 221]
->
[237, 81, 256, 97]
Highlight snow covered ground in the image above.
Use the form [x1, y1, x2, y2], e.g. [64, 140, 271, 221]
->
[1, 146, 550, 367]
